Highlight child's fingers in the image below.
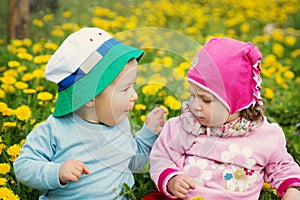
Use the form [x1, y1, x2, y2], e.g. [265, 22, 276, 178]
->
[82, 164, 91, 174]
[184, 176, 196, 189]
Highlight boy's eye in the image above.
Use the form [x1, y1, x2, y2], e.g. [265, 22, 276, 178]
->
[123, 87, 130, 92]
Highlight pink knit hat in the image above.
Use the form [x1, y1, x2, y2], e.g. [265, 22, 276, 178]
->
[187, 38, 263, 114]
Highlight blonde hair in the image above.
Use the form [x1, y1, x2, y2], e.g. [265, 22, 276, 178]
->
[240, 103, 264, 123]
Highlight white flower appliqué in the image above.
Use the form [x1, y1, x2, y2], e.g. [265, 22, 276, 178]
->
[183, 157, 212, 186]
[221, 144, 256, 169]
[221, 144, 257, 192]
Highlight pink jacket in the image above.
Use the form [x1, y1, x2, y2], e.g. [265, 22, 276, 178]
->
[150, 115, 300, 199]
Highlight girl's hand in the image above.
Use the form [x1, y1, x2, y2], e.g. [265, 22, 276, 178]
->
[145, 107, 167, 134]
[167, 174, 196, 198]
[282, 187, 300, 200]
[59, 159, 91, 185]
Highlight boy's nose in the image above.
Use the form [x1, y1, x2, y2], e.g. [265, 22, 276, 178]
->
[130, 91, 138, 102]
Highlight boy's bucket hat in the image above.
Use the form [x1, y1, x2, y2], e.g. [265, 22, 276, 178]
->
[45, 27, 144, 117]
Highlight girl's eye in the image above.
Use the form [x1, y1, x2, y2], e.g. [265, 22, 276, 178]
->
[202, 98, 211, 103]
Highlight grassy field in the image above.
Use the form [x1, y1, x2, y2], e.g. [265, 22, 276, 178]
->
[0, 0, 300, 199]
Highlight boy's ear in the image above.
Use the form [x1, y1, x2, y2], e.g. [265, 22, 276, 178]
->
[85, 98, 95, 107]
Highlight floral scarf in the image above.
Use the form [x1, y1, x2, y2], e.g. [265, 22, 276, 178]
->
[180, 102, 261, 137]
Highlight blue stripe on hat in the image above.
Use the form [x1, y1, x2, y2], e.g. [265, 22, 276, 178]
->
[58, 38, 120, 91]
[58, 68, 86, 91]
[97, 38, 120, 56]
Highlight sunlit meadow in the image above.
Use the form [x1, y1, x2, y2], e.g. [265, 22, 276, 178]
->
[0, 0, 300, 199]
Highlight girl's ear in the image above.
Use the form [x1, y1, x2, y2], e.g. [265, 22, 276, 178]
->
[85, 98, 95, 108]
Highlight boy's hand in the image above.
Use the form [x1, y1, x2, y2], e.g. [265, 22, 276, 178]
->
[167, 174, 195, 198]
[59, 159, 91, 184]
[145, 107, 167, 134]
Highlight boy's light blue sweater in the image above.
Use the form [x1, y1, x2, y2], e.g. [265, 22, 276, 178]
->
[13, 114, 158, 199]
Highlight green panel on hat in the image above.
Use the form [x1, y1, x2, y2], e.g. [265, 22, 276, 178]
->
[53, 43, 144, 117]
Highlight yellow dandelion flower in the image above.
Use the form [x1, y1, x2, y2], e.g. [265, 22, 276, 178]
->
[1, 108, 13, 116]
[33, 19, 44, 28]
[21, 73, 34, 82]
[162, 56, 173, 67]
[272, 29, 284, 42]
[2, 122, 17, 129]
[36, 86, 44, 91]
[4, 69, 18, 77]
[240, 23, 250, 33]
[19, 139, 26, 147]
[0, 101, 8, 113]
[15, 81, 29, 90]
[135, 77, 146, 85]
[149, 74, 167, 86]
[164, 95, 181, 110]
[262, 182, 271, 191]
[189, 196, 205, 200]
[0, 143, 6, 155]
[62, 23, 77, 30]
[140, 115, 146, 122]
[135, 104, 147, 111]
[264, 88, 274, 99]
[0, 187, 20, 200]
[44, 42, 58, 51]
[0, 76, 16, 85]
[7, 61, 20, 68]
[22, 38, 32, 47]
[284, 36, 296, 46]
[32, 43, 43, 54]
[263, 54, 277, 67]
[16, 47, 27, 54]
[11, 39, 22, 47]
[0, 178, 7, 186]
[6, 192, 20, 200]
[51, 29, 65, 37]
[7, 144, 21, 159]
[43, 14, 54, 21]
[17, 52, 33, 61]
[150, 63, 163, 72]
[178, 62, 190, 70]
[142, 84, 163, 96]
[185, 27, 198, 35]
[291, 49, 300, 58]
[37, 92, 53, 101]
[0, 187, 12, 197]
[14, 105, 31, 121]
[275, 73, 284, 85]
[173, 67, 185, 80]
[0, 89, 5, 98]
[1, 84, 15, 93]
[0, 163, 10, 174]
[32, 69, 45, 78]
[63, 11, 72, 18]
[272, 43, 284, 58]
[23, 89, 36, 94]
[33, 55, 51, 64]
[284, 71, 295, 80]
